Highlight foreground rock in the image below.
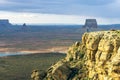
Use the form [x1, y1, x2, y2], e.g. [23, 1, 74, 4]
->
[31, 30, 120, 80]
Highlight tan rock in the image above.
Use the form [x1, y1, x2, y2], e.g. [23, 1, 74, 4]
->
[32, 30, 120, 80]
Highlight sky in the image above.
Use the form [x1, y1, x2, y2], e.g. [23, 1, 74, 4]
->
[0, 0, 120, 24]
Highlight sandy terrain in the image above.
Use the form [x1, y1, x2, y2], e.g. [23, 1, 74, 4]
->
[0, 46, 68, 54]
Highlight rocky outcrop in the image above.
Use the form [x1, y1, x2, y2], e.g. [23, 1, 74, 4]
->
[0, 19, 11, 27]
[83, 19, 98, 28]
[21, 23, 29, 31]
[83, 30, 120, 80]
[31, 30, 120, 80]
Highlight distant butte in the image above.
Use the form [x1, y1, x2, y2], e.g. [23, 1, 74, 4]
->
[0, 19, 12, 27]
[83, 19, 98, 28]
[22, 23, 29, 31]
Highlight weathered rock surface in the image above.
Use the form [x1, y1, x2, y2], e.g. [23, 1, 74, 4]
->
[31, 30, 120, 80]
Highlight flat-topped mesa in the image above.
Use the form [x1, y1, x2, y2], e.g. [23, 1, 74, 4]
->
[83, 19, 98, 28]
[31, 30, 120, 80]
[0, 19, 11, 27]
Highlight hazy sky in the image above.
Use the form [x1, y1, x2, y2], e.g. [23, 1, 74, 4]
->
[0, 0, 120, 24]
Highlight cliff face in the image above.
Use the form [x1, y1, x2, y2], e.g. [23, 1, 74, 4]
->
[31, 30, 120, 80]
[82, 30, 120, 80]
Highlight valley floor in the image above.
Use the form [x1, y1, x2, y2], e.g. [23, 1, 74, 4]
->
[0, 53, 65, 80]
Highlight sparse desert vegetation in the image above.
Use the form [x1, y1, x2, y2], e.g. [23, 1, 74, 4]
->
[0, 25, 119, 80]
[0, 25, 82, 53]
[0, 53, 65, 80]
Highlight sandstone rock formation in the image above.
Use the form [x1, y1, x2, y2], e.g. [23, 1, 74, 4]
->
[0, 19, 11, 27]
[31, 30, 120, 80]
[83, 19, 98, 28]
